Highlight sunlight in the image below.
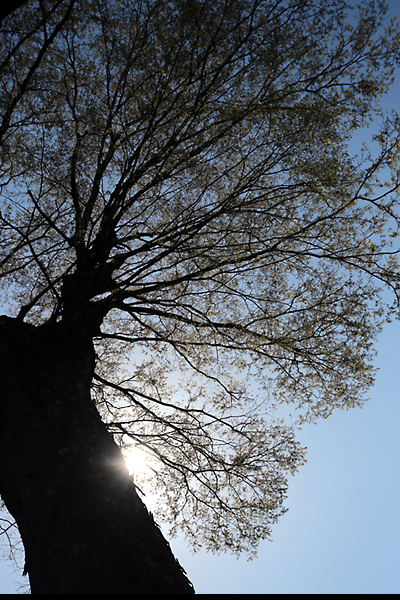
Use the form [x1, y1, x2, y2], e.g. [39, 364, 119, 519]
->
[123, 446, 153, 478]
[122, 446, 159, 512]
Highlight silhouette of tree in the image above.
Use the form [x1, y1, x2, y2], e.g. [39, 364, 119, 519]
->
[0, 0, 399, 593]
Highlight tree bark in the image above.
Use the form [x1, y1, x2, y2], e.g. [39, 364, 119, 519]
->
[0, 0, 30, 26]
[0, 316, 194, 594]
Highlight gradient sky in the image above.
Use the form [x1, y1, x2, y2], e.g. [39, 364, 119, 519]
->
[1, 0, 400, 593]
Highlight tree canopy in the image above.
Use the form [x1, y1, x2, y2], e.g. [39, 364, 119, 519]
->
[1, 0, 400, 558]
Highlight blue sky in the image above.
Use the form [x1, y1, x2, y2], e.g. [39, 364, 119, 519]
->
[169, 318, 400, 594]
[170, 2, 400, 592]
[1, 0, 400, 593]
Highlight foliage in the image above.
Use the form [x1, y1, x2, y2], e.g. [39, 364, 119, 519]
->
[0, 0, 399, 557]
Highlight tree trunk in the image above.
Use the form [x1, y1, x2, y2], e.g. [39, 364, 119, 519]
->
[0, 0, 30, 26]
[0, 316, 194, 594]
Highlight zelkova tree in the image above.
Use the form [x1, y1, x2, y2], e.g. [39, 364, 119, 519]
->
[0, 0, 400, 593]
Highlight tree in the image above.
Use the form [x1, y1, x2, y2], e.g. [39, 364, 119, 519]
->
[0, 1, 29, 26]
[0, 0, 399, 593]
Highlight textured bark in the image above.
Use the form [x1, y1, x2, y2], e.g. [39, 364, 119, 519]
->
[0, 316, 194, 594]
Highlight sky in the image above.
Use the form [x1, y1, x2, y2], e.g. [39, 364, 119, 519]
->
[1, 0, 400, 594]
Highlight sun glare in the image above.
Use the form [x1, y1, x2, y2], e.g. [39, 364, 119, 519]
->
[123, 446, 152, 478]
[123, 446, 159, 512]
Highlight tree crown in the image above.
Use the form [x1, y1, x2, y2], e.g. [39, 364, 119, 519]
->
[1, 0, 399, 556]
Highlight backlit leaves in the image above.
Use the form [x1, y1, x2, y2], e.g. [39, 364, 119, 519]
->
[0, 0, 400, 556]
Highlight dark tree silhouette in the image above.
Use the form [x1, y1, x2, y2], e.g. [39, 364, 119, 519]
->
[0, 1, 29, 26]
[0, 0, 399, 593]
